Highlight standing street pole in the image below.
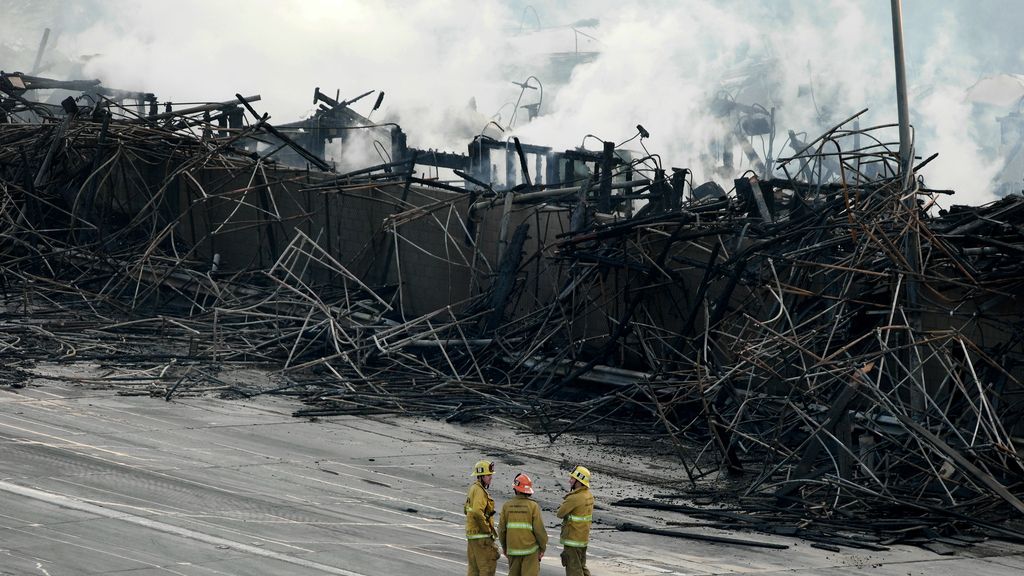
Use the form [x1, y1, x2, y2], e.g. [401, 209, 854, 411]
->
[891, 0, 913, 173]
[891, 0, 925, 416]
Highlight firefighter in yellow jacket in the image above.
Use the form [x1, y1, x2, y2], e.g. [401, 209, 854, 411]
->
[556, 465, 594, 576]
[465, 459, 500, 576]
[498, 473, 548, 576]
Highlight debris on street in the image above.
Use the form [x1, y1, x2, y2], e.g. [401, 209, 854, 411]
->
[2, 66, 1023, 553]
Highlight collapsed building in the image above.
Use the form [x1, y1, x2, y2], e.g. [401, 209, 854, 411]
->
[2, 62, 1024, 555]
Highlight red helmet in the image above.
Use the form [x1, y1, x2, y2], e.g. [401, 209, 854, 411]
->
[513, 473, 534, 495]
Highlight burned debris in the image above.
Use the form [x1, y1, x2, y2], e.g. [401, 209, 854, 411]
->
[2, 67, 1024, 553]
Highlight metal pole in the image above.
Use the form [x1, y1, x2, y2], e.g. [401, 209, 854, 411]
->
[30, 28, 50, 75]
[890, 0, 912, 173]
[598, 141, 614, 213]
[891, 0, 924, 417]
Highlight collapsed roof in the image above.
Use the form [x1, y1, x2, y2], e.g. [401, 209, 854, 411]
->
[2, 67, 1024, 551]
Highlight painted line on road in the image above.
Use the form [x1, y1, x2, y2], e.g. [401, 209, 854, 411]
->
[320, 460, 435, 487]
[0, 521, 193, 574]
[49, 479, 322, 555]
[284, 470, 463, 519]
[0, 480, 370, 576]
[384, 544, 462, 566]
[0, 420, 148, 461]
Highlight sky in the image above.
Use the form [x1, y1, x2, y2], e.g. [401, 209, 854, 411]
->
[2, 0, 1023, 205]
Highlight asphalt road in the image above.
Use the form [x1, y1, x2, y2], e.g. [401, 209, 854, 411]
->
[2, 375, 1023, 575]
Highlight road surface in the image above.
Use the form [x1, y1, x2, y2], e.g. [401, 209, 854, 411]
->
[2, 370, 1023, 575]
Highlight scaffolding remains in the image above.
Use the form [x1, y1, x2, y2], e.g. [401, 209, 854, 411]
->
[2, 74, 1024, 551]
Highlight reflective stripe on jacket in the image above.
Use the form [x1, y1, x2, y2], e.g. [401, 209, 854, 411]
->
[464, 482, 495, 540]
[556, 486, 594, 547]
[498, 494, 548, 556]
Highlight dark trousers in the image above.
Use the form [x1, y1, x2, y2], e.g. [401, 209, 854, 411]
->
[467, 538, 499, 576]
[508, 552, 541, 576]
[561, 547, 590, 576]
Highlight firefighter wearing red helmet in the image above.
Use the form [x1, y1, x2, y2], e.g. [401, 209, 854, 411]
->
[498, 472, 548, 576]
[465, 459, 499, 576]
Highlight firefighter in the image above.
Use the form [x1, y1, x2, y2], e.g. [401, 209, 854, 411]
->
[498, 473, 548, 576]
[465, 459, 500, 576]
[556, 465, 594, 576]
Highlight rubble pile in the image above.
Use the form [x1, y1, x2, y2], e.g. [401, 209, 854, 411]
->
[2, 73, 1023, 549]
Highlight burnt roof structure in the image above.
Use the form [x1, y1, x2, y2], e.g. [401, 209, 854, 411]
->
[2, 70, 1024, 551]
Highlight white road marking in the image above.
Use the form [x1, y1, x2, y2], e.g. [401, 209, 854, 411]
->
[0, 480, 369, 576]
[384, 544, 461, 565]
[319, 460, 435, 486]
[2, 522, 197, 575]
[284, 470, 463, 519]
[0, 420, 147, 461]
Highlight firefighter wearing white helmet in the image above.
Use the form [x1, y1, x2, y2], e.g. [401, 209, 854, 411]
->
[556, 465, 594, 576]
[465, 459, 499, 576]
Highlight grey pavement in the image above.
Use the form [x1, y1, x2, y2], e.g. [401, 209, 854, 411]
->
[1, 370, 1022, 575]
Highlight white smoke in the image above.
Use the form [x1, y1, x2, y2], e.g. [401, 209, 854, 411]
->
[1, 0, 1020, 204]
[514, 1, 758, 179]
[911, 11, 1001, 202]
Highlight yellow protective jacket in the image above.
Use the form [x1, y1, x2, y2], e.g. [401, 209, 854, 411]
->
[464, 481, 496, 540]
[498, 494, 548, 556]
[556, 486, 594, 548]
